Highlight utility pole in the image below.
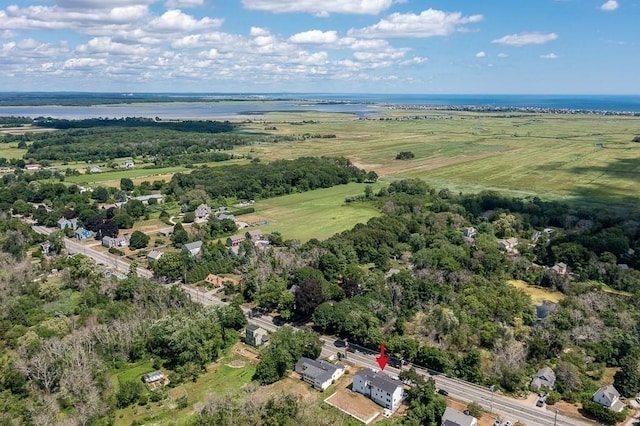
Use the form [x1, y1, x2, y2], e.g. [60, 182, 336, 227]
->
[554, 408, 558, 426]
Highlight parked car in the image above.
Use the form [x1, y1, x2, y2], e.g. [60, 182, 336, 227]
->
[437, 388, 449, 396]
[493, 420, 502, 426]
[504, 421, 513, 426]
[536, 398, 544, 407]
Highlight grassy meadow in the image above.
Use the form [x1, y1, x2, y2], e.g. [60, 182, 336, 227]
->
[246, 182, 383, 242]
[235, 110, 640, 206]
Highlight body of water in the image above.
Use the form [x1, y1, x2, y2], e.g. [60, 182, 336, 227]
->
[0, 93, 639, 119]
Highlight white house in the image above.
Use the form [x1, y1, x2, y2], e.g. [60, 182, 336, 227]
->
[530, 367, 556, 390]
[593, 385, 625, 412]
[441, 407, 478, 426]
[352, 368, 404, 412]
[294, 357, 344, 391]
[182, 240, 203, 257]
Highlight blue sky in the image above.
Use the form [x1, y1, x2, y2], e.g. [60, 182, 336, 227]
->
[1, 0, 638, 94]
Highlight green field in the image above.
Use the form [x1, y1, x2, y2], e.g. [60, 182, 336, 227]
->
[0, 142, 28, 159]
[246, 182, 383, 242]
[113, 351, 256, 426]
[234, 111, 640, 206]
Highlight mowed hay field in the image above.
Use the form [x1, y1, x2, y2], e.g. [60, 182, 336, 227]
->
[237, 110, 640, 205]
[247, 182, 382, 242]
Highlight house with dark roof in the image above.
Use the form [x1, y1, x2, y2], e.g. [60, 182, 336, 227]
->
[593, 385, 624, 412]
[530, 367, 556, 390]
[352, 368, 404, 411]
[182, 240, 203, 257]
[294, 357, 344, 391]
[245, 324, 269, 347]
[441, 407, 478, 426]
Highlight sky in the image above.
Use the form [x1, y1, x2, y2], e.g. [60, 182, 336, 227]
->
[0, 0, 639, 94]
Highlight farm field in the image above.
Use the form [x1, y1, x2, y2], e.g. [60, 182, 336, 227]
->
[235, 110, 640, 206]
[246, 182, 383, 242]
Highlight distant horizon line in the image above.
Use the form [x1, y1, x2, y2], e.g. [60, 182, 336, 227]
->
[1, 91, 639, 97]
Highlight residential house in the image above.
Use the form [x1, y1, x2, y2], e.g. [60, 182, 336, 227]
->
[40, 241, 51, 255]
[226, 234, 246, 247]
[88, 165, 102, 173]
[74, 227, 94, 240]
[146, 249, 163, 262]
[142, 370, 169, 388]
[102, 235, 128, 248]
[57, 217, 79, 230]
[352, 368, 404, 412]
[462, 227, 477, 239]
[132, 194, 164, 204]
[194, 204, 211, 221]
[216, 212, 236, 222]
[441, 407, 478, 426]
[204, 274, 227, 287]
[593, 385, 624, 412]
[122, 160, 135, 168]
[245, 229, 264, 241]
[182, 240, 203, 257]
[294, 357, 345, 391]
[245, 324, 269, 347]
[24, 164, 41, 171]
[498, 237, 519, 252]
[530, 367, 556, 390]
[551, 262, 568, 275]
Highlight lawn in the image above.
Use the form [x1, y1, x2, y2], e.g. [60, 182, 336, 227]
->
[114, 347, 257, 426]
[245, 182, 383, 242]
[0, 142, 28, 159]
[508, 279, 564, 305]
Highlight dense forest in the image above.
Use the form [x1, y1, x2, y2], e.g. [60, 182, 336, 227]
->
[167, 156, 372, 200]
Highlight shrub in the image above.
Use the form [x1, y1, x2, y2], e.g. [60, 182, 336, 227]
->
[395, 151, 415, 160]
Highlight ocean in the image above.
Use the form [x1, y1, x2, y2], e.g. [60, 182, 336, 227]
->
[0, 93, 639, 119]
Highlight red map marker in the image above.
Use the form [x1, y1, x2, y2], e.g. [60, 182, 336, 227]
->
[376, 343, 389, 371]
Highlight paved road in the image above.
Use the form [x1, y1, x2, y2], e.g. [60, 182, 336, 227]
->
[33, 225, 153, 279]
[32, 222, 595, 426]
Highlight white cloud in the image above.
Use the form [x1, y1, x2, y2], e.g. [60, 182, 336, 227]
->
[497, 52, 509, 58]
[348, 9, 483, 38]
[57, 0, 155, 9]
[1, 30, 15, 38]
[540, 53, 558, 59]
[401, 56, 428, 65]
[63, 57, 107, 69]
[241, 0, 396, 15]
[601, 0, 619, 11]
[492, 32, 558, 46]
[289, 30, 339, 44]
[475, 51, 486, 58]
[166, 0, 205, 8]
[77, 37, 146, 55]
[354, 50, 406, 61]
[150, 10, 223, 31]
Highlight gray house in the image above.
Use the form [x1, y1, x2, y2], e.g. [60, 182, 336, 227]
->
[593, 385, 624, 412]
[294, 357, 344, 391]
[182, 240, 203, 257]
[441, 407, 478, 426]
[530, 367, 556, 390]
[245, 325, 269, 347]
